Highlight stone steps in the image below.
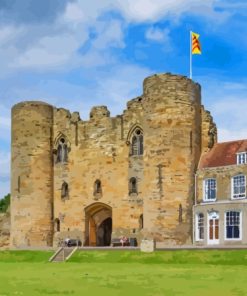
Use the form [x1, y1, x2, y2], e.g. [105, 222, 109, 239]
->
[49, 247, 77, 262]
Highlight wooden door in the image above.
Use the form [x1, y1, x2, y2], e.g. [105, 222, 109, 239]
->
[89, 217, 96, 246]
[208, 213, 219, 244]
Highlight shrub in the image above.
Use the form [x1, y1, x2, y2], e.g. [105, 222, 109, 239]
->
[0, 193, 10, 213]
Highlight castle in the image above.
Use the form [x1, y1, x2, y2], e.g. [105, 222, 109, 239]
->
[10, 73, 247, 248]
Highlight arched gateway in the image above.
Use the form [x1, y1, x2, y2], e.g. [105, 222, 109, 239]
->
[84, 203, 112, 246]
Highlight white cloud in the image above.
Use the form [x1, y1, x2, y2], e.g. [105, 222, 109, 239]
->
[92, 20, 125, 50]
[200, 77, 247, 143]
[0, 0, 235, 75]
[0, 152, 10, 179]
[95, 64, 151, 105]
[218, 128, 247, 142]
[0, 104, 11, 144]
[217, 0, 247, 10]
[63, 2, 85, 24]
[0, 25, 25, 45]
[0, 116, 11, 129]
[115, 0, 227, 23]
[0, 4, 127, 73]
[11, 33, 83, 69]
[210, 97, 247, 142]
[64, 0, 230, 24]
[146, 27, 170, 43]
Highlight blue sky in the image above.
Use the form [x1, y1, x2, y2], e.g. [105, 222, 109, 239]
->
[0, 0, 247, 198]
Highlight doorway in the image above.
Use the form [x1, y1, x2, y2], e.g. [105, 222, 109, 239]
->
[208, 211, 219, 245]
[85, 203, 112, 246]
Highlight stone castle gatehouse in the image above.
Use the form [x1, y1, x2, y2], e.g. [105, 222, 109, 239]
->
[11, 73, 218, 248]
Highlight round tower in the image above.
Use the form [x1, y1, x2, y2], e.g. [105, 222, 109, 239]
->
[142, 73, 202, 245]
[11, 101, 54, 248]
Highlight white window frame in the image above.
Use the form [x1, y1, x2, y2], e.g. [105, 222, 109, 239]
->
[203, 178, 216, 201]
[231, 174, 246, 199]
[224, 210, 242, 241]
[195, 213, 204, 241]
[237, 152, 247, 165]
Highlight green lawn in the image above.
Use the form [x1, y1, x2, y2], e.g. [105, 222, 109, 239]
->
[0, 250, 247, 295]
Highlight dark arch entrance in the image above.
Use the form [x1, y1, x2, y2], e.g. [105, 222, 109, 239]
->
[85, 203, 112, 246]
[97, 217, 112, 246]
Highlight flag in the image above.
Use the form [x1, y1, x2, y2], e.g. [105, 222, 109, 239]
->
[191, 32, 201, 54]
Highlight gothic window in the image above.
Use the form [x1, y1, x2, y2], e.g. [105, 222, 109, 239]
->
[61, 182, 69, 199]
[94, 180, 102, 196]
[131, 129, 143, 156]
[129, 177, 137, 195]
[55, 218, 60, 232]
[57, 138, 68, 163]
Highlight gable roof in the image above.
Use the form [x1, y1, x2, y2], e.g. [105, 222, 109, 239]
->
[199, 139, 247, 169]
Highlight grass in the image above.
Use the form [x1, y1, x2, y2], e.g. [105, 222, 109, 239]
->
[0, 250, 247, 295]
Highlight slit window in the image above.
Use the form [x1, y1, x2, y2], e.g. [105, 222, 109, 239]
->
[55, 218, 60, 232]
[129, 177, 137, 194]
[94, 180, 102, 195]
[61, 182, 69, 199]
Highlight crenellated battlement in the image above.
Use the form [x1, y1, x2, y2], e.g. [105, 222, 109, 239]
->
[143, 73, 201, 105]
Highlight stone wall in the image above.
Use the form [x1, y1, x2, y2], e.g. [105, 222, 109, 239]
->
[0, 208, 10, 249]
[11, 102, 54, 248]
[52, 98, 144, 245]
[201, 106, 217, 153]
[141, 74, 202, 245]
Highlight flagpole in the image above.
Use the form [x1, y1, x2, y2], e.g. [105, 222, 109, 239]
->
[190, 31, 192, 80]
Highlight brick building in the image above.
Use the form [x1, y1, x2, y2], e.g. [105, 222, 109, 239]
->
[194, 140, 247, 246]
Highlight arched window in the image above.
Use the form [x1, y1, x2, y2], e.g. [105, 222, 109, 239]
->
[54, 218, 60, 232]
[61, 182, 69, 199]
[57, 138, 68, 163]
[94, 179, 102, 196]
[129, 177, 137, 194]
[131, 128, 143, 156]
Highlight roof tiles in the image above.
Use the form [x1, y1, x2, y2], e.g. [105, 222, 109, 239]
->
[199, 139, 247, 169]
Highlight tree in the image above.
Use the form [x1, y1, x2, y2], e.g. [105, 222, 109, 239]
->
[0, 193, 10, 213]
